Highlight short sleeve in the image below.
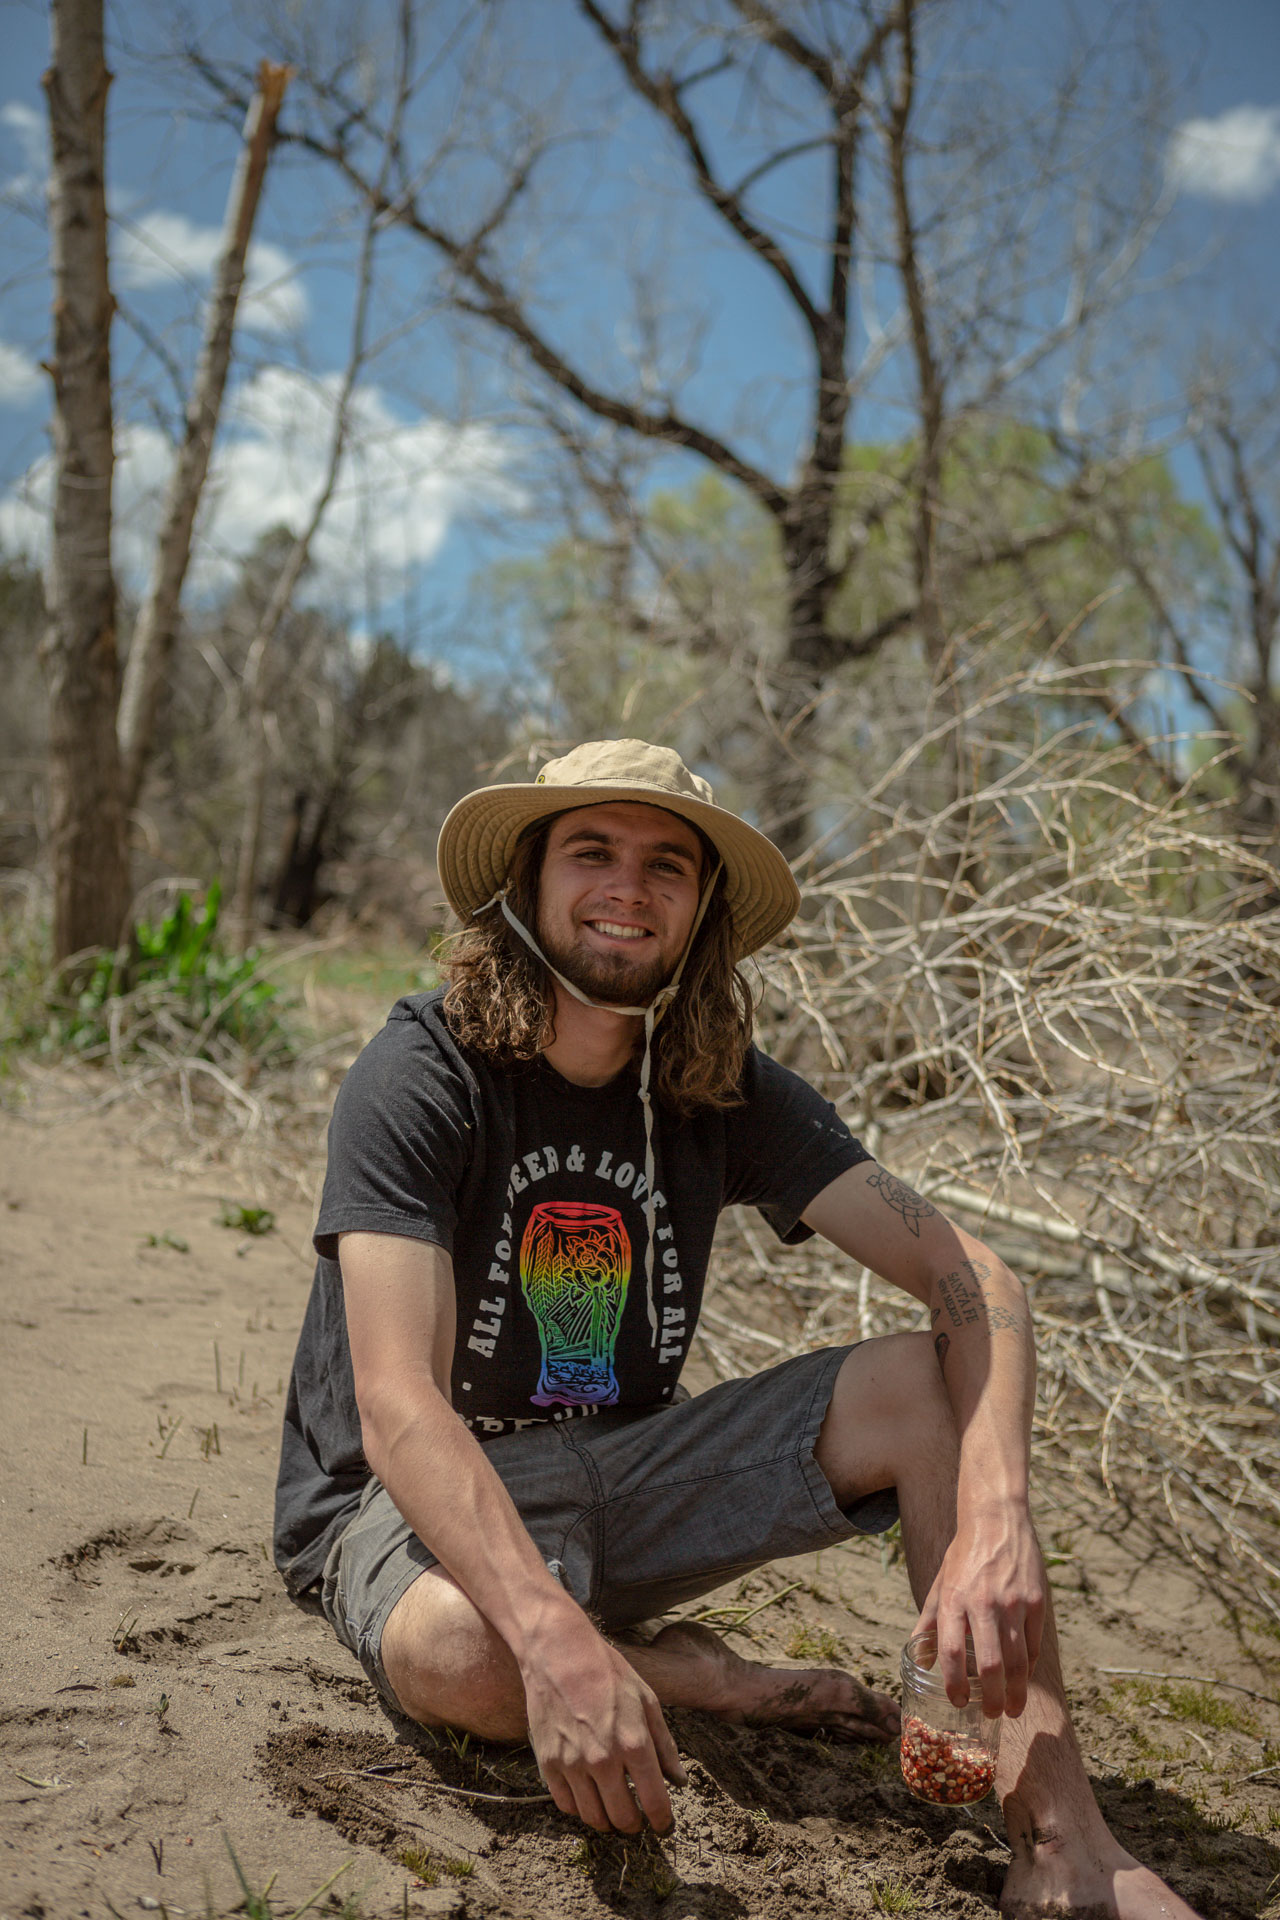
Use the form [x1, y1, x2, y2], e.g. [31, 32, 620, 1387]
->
[313, 999, 478, 1260]
[723, 1048, 872, 1244]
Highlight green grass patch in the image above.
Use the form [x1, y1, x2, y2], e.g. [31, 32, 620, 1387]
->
[1124, 1725, 1186, 1768]
[397, 1846, 438, 1884]
[276, 943, 437, 1004]
[1111, 1678, 1261, 1738]
[785, 1623, 847, 1662]
[273, 940, 439, 1050]
[872, 1875, 918, 1913]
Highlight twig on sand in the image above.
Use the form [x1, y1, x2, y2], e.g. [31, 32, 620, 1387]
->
[690, 1579, 805, 1633]
[317, 1767, 553, 1805]
[1098, 1668, 1279, 1707]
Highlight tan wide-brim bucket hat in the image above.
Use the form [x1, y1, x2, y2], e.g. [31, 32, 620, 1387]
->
[437, 739, 801, 958]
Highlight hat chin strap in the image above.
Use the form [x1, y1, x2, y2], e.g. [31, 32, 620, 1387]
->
[477, 861, 723, 1350]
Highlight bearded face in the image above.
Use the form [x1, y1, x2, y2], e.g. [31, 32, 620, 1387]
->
[533, 802, 704, 1008]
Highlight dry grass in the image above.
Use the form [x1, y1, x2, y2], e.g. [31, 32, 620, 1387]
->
[711, 674, 1280, 1625]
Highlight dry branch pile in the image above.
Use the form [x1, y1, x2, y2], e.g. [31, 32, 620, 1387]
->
[729, 675, 1280, 1622]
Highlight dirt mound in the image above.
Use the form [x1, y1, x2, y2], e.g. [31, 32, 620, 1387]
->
[257, 1712, 1275, 1919]
[259, 1715, 1012, 1918]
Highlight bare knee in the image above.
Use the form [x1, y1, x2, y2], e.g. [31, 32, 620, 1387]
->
[381, 1567, 527, 1742]
[816, 1330, 956, 1506]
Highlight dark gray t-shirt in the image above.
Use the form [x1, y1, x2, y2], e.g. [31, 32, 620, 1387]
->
[274, 990, 871, 1591]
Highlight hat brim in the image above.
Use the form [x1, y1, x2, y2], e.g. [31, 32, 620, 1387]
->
[437, 780, 799, 957]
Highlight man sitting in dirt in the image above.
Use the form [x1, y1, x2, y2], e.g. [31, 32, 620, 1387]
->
[275, 739, 1198, 1919]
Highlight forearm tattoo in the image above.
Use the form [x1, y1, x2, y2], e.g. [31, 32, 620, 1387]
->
[937, 1259, 989, 1327]
[932, 1258, 1029, 1368]
[866, 1167, 937, 1237]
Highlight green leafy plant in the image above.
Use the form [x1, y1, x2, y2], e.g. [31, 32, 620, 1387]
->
[218, 1203, 276, 1236]
[5, 883, 293, 1067]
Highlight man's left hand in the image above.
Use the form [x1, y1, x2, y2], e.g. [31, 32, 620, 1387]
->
[915, 1501, 1046, 1718]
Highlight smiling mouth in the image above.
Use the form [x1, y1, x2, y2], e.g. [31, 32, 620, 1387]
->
[585, 920, 653, 943]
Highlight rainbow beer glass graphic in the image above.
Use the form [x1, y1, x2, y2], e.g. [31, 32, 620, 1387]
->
[520, 1201, 632, 1407]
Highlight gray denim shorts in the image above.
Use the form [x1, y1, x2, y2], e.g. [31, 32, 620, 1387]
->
[321, 1343, 899, 1712]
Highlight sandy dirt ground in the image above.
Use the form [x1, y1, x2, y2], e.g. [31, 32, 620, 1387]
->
[2, 1081, 1278, 1920]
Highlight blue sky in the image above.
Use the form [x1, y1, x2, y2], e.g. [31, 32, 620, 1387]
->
[1, 0, 1278, 668]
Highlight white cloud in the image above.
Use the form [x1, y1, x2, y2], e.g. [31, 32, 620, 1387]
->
[200, 368, 520, 594]
[0, 341, 43, 404]
[1167, 105, 1280, 203]
[1, 98, 45, 206]
[0, 368, 521, 611]
[1, 100, 44, 173]
[112, 210, 308, 334]
[0, 99, 308, 334]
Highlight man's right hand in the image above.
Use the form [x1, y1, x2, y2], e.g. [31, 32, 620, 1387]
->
[520, 1612, 686, 1833]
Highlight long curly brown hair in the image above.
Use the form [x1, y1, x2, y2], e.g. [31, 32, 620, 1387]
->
[440, 814, 756, 1115]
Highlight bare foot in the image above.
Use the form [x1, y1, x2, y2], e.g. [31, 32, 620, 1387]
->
[1000, 1833, 1203, 1918]
[639, 1620, 899, 1743]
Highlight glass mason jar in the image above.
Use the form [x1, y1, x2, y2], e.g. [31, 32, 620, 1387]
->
[899, 1629, 1002, 1805]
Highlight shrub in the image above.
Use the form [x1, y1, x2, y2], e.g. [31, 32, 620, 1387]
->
[3, 882, 294, 1068]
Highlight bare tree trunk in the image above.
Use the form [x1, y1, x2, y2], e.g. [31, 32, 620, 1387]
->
[886, 0, 973, 888]
[229, 3, 412, 945]
[760, 538, 841, 865]
[116, 61, 290, 814]
[888, 1, 945, 674]
[40, 0, 130, 964]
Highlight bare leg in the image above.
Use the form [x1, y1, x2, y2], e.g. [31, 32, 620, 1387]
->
[381, 1567, 898, 1743]
[815, 1332, 1200, 1920]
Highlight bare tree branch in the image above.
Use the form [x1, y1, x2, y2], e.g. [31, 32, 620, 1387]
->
[116, 61, 291, 816]
[576, 0, 826, 340]
[726, 0, 841, 92]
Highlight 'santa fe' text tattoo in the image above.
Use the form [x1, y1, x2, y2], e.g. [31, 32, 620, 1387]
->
[936, 1258, 1029, 1338]
[866, 1167, 937, 1237]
